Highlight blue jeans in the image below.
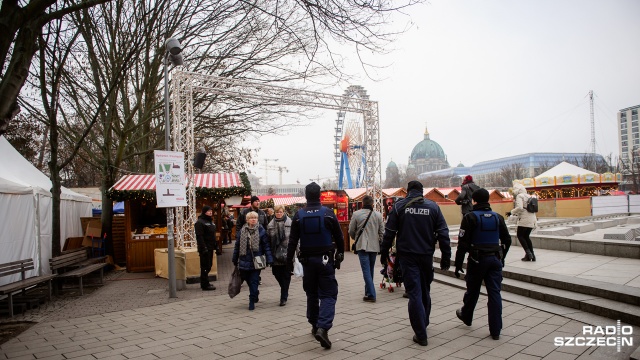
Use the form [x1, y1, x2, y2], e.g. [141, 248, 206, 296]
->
[358, 251, 377, 299]
[240, 269, 261, 303]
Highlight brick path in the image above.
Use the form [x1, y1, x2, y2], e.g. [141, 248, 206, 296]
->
[1, 243, 638, 359]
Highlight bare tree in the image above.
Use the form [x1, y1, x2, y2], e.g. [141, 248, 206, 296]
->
[0, 0, 111, 135]
[17, 0, 423, 256]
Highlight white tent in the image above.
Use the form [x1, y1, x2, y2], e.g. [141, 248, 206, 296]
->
[0, 136, 91, 285]
[535, 161, 598, 179]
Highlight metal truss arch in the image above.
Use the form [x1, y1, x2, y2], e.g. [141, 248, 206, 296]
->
[171, 71, 383, 246]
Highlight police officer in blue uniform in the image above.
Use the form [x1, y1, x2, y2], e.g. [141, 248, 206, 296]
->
[381, 180, 451, 346]
[454, 188, 511, 340]
[287, 182, 345, 349]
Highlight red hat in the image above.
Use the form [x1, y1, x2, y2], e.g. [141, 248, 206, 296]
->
[462, 175, 473, 185]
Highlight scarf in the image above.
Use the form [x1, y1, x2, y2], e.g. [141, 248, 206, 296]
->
[275, 215, 287, 243]
[239, 223, 260, 256]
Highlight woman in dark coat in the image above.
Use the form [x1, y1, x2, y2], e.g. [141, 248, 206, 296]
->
[267, 205, 292, 306]
[232, 211, 273, 310]
[195, 205, 216, 291]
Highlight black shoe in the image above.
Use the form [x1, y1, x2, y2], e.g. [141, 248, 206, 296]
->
[201, 284, 216, 291]
[311, 326, 317, 336]
[412, 335, 428, 346]
[279, 300, 287, 306]
[314, 328, 332, 349]
[363, 296, 376, 303]
[530, 253, 536, 262]
[456, 309, 471, 326]
[491, 335, 500, 340]
[255, 297, 259, 303]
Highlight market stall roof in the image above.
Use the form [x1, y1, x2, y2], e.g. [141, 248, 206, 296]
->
[108, 172, 249, 202]
[272, 196, 306, 206]
[111, 173, 243, 190]
[535, 162, 597, 179]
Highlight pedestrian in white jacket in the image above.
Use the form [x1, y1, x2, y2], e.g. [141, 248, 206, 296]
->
[349, 195, 384, 302]
[511, 183, 537, 261]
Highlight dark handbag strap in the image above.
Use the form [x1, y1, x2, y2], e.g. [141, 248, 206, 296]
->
[354, 210, 374, 246]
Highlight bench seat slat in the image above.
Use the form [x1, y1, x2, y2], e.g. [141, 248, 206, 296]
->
[57, 263, 107, 278]
[0, 275, 56, 294]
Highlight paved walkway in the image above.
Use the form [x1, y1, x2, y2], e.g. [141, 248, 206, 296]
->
[1, 244, 639, 360]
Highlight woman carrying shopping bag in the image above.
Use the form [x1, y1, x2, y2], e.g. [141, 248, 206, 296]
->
[232, 211, 273, 310]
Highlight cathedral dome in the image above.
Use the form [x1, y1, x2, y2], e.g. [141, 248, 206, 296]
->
[387, 160, 398, 169]
[410, 128, 447, 161]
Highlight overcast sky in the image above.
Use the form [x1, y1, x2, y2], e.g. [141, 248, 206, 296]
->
[250, 0, 640, 186]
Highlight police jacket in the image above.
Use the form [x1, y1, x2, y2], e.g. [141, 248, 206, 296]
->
[381, 190, 451, 261]
[232, 225, 273, 271]
[454, 203, 512, 269]
[194, 214, 216, 252]
[286, 200, 344, 264]
[455, 182, 480, 215]
[236, 207, 268, 240]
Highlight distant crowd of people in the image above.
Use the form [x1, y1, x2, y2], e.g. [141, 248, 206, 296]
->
[194, 175, 537, 349]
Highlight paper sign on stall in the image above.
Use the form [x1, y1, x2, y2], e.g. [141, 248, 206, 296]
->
[154, 150, 187, 207]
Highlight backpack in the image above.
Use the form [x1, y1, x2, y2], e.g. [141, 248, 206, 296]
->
[526, 196, 538, 213]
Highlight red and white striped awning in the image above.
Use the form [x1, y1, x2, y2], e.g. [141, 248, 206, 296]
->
[272, 196, 307, 206]
[110, 173, 242, 191]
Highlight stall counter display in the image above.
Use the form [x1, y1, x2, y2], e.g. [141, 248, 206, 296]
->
[154, 247, 217, 282]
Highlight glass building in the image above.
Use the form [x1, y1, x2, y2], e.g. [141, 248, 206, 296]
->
[418, 152, 607, 187]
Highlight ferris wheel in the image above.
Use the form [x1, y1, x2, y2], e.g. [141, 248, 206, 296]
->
[334, 85, 369, 189]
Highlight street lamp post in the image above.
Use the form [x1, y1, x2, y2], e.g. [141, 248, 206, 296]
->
[164, 37, 183, 299]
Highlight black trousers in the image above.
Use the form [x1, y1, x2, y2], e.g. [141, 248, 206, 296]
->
[199, 250, 214, 288]
[516, 226, 534, 254]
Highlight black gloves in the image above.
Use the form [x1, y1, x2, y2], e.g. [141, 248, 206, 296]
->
[267, 262, 273, 268]
[440, 257, 450, 271]
[455, 267, 464, 279]
[334, 252, 344, 270]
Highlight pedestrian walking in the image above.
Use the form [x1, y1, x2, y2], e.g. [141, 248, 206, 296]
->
[287, 182, 345, 349]
[381, 180, 451, 346]
[232, 211, 273, 310]
[511, 183, 537, 261]
[455, 175, 480, 216]
[349, 195, 384, 302]
[454, 188, 511, 340]
[267, 205, 292, 306]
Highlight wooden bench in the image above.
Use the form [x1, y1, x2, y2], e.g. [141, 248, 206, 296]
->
[0, 259, 56, 318]
[50, 248, 107, 296]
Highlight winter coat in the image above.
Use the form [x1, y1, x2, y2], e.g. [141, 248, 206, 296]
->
[348, 208, 384, 252]
[455, 182, 480, 215]
[194, 215, 216, 252]
[267, 215, 292, 266]
[232, 225, 273, 271]
[511, 183, 537, 229]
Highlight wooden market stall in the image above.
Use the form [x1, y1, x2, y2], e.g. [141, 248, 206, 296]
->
[107, 172, 250, 272]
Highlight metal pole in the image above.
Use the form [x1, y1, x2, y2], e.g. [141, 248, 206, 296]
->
[164, 54, 177, 298]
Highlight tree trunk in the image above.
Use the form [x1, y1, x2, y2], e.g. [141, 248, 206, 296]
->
[100, 160, 116, 260]
[48, 122, 62, 257]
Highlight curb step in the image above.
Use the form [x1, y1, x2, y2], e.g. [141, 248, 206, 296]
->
[432, 259, 640, 327]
